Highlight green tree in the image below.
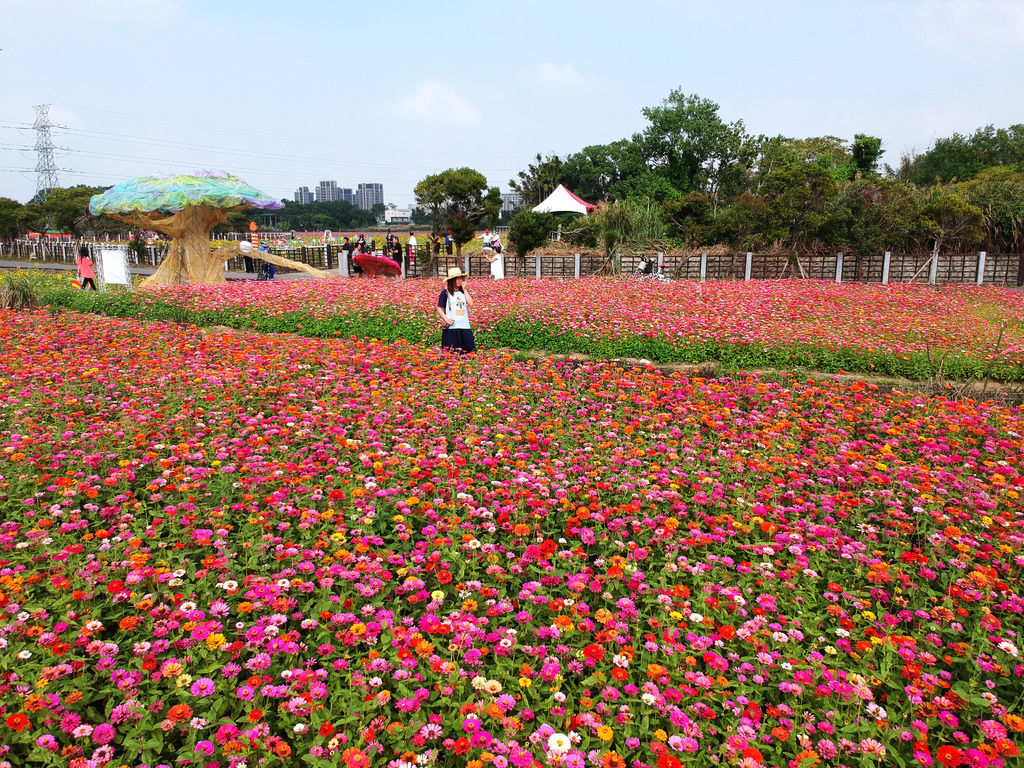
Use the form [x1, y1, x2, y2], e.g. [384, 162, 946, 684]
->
[851, 134, 884, 176]
[414, 175, 447, 239]
[638, 89, 752, 211]
[960, 166, 1024, 251]
[821, 178, 925, 256]
[753, 135, 854, 187]
[213, 211, 252, 234]
[896, 124, 1024, 184]
[0, 198, 23, 241]
[414, 168, 501, 258]
[591, 198, 666, 274]
[38, 185, 117, 236]
[509, 153, 564, 207]
[744, 158, 841, 251]
[310, 214, 334, 231]
[15, 203, 43, 235]
[921, 190, 985, 256]
[661, 192, 713, 246]
[560, 140, 650, 202]
[276, 199, 375, 231]
[508, 210, 555, 275]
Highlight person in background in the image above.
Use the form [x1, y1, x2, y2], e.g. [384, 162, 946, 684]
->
[390, 236, 403, 268]
[432, 234, 441, 259]
[435, 267, 475, 354]
[408, 231, 417, 262]
[341, 236, 355, 275]
[445, 231, 453, 255]
[488, 231, 505, 280]
[76, 246, 97, 291]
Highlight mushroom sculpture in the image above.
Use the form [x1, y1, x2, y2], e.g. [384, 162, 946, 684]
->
[89, 170, 328, 285]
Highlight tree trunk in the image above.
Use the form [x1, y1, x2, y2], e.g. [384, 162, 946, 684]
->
[112, 205, 330, 286]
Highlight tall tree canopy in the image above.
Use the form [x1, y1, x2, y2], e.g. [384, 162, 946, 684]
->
[896, 124, 1024, 185]
[415, 168, 501, 258]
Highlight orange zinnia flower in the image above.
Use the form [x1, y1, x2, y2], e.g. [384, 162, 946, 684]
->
[167, 703, 193, 723]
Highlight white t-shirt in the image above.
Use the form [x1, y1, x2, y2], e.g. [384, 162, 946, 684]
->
[408, 235, 417, 249]
[489, 251, 504, 280]
[443, 289, 471, 329]
[481, 232, 493, 248]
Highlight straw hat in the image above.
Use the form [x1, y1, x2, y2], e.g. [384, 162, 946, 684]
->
[445, 267, 468, 280]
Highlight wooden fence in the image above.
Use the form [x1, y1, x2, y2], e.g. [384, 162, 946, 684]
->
[2, 239, 1021, 287]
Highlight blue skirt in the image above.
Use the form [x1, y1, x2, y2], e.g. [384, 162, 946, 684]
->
[441, 328, 476, 354]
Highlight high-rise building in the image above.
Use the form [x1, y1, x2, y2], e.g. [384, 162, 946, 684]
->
[356, 183, 384, 210]
[317, 180, 339, 203]
[339, 188, 354, 205]
[294, 186, 314, 204]
[501, 192, 523, 213]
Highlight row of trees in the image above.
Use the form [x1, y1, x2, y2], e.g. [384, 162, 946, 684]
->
[0, 186, 126, 241]
[274, 199, 381, 232]
[0, 188, 443, 241]
[508, 89, 1024, 256]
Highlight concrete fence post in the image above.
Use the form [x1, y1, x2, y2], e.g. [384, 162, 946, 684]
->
[882, 251, 891, 284]
[835, 252, 844, 283]
[574, 253, 581, 279]
[976, 251, 987, 285]
[744, 252, 752, 281]
[928, 250, 939, 285]
[535, 253, 542, 280]
[464, 252, 470, 277]
[700, 252, 707, 282]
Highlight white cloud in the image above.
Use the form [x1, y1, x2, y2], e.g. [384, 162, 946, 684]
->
[400, 82, 479, 125]
[534, 62, 592, 89]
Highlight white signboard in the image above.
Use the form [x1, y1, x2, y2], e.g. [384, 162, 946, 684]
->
[99, 249, 132, 287]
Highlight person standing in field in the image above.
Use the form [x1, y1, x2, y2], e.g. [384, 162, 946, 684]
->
[77, 246, 97, 291]
[487, 231, 505, 280]
[408, 231, 417, 263]
[445, 231, 453, 255]
[435, 267, 475, 354]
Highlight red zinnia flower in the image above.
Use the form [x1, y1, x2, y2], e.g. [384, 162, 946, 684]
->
[6, 713, 29, 732]
[936, 746, 963, 768]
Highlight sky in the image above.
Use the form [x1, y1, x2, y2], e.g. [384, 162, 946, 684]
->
[1, 0, 1022, 207]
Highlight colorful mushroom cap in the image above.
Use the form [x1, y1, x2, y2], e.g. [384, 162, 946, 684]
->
[89, 170, 283, 215]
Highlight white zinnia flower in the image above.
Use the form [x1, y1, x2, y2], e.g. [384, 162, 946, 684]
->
[548, 732, 571, 755]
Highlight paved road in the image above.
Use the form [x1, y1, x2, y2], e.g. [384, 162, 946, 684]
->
[0, 259, 315, 281]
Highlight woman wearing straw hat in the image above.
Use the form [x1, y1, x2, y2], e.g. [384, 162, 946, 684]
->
[435, 266, 475, 354]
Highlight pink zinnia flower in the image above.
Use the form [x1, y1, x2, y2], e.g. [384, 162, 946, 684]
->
[191, 677, 216, 697]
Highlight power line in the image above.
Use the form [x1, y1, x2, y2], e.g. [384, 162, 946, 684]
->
[0, 120, 523, 174]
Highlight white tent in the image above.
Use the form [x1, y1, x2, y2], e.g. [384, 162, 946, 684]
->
[532, 184, 598, 215]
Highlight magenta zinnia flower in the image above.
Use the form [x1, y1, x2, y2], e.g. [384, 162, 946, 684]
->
[190, 677, 216, 697]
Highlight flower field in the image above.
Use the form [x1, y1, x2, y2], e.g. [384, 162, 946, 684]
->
[46, 278, 1024, 381]
[1, 308, 1023, 768]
